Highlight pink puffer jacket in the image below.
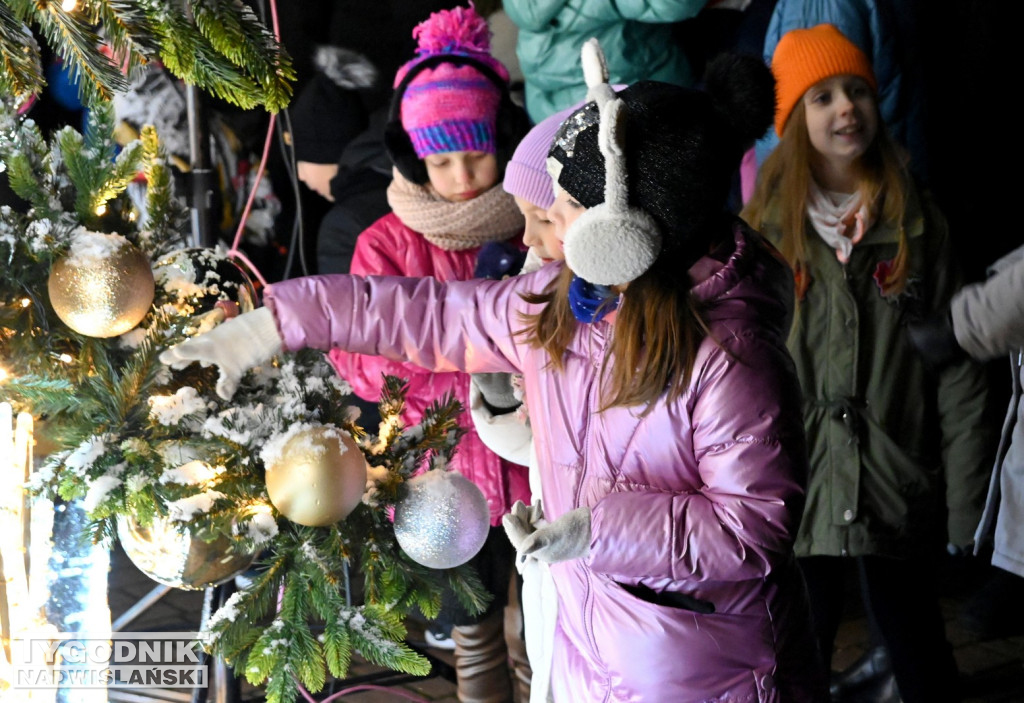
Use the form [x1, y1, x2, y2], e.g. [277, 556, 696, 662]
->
[265, 225, 826, 702]
[328, 212, 529, 525]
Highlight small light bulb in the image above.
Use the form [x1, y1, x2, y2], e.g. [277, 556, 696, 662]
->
[20, 298, 30, 307]
[128, 210, 137, 222]
[247, 502, 273, 516]
[0, 368, 8, 381]
[61, 0, 77, 11]
[59, 353, 73, 364]
[95, 203, 107, 216]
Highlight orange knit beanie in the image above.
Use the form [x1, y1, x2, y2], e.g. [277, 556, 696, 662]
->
[771, 24, 877, 137]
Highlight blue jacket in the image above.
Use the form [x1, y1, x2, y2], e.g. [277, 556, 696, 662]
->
[505, 0, 706, 123]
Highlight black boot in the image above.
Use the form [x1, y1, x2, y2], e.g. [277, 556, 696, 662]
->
[830, 645, 892, 701]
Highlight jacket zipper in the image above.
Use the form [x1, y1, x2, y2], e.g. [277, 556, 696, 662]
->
[578, 329, 606, 689]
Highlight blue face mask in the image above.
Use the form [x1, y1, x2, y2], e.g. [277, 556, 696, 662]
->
[568, 275, 620, 324]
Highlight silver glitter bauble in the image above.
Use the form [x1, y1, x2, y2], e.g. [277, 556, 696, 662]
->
[48, 235, 155, 338]
[393, 470, 489, 569]
[116, 514, 256, 590]
[265, 426, 367, 527]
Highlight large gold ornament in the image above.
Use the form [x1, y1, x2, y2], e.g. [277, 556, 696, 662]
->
[48, 231, 155, 338]
[116, 515, 257, 590]
[264, 426, 368, 527]
[394, 470, 490, 569]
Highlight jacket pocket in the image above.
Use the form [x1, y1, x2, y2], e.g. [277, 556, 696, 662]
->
[615, 581, 715, 614]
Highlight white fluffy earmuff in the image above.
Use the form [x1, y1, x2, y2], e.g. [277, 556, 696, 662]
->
[561, 39, 662, 286]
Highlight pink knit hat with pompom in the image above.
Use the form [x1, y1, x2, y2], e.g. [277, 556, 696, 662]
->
[394, 4, 509, 158]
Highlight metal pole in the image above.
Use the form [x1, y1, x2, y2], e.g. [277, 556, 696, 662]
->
[185, 83, 216, 248]
[111, 584, 172, 631]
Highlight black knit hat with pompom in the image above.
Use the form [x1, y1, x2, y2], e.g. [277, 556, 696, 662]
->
[549, 53, 775, 270]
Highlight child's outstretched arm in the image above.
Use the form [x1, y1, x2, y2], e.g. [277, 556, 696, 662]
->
[161, 269, 555, 399]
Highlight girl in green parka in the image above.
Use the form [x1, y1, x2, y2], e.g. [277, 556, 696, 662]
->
[742, 24, 995, 703]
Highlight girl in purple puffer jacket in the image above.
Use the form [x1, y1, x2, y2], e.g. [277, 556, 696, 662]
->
[329, 6, 533, 700]
[163, 43, 826, 702]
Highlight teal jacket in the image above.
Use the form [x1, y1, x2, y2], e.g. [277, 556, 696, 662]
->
[505, 0, 706, 123]
[760, 182, 995, 557]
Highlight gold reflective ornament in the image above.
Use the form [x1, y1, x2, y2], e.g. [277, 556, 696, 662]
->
[116, 514, 257, 590]
[265, 427, 367, 526]
[48, 234, 155, 338]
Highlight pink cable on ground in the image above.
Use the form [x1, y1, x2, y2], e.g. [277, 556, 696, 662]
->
[316, 684, 432, 702]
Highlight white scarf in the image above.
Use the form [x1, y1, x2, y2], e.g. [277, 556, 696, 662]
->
[806, 181, 875, 264]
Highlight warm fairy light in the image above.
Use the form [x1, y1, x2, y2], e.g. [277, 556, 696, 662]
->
[128, 210, 137, 222]
[0, 403, 54, 700]
[0, 368, 7, 382]
[61, 0, 77, 10]
[20, 298, 30, 308]
[58, 353, 72, 364]
[244, 501, 274, 516]
[94, 203, 107, 216]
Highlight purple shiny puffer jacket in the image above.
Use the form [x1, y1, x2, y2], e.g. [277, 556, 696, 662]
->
[265, 225, 826, 702]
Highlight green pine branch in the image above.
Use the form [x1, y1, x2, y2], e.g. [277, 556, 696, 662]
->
[139, 124, 188, 256]
[7, 0, 127, 104]
[93, 0, 162, 80]
[188, 0, 294, 113]
[0, 0, 294, 110]
[0, 1, 43, 99]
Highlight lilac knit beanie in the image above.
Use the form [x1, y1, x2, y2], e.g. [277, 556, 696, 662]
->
[394, 5, 508, 158]
[502, 105, 577, 210]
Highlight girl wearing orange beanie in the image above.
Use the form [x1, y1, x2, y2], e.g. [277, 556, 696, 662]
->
[743, 23, 994, 703]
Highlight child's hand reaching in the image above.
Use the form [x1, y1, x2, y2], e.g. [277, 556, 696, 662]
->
[159, 307, 283, 400]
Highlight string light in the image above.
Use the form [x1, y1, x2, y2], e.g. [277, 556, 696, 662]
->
[61, 0, 77, 12]
[94, 203, 107, 216]
[20, 298, 30, 308]
[58, 353, 73, 364]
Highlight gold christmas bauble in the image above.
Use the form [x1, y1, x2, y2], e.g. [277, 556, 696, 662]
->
[264, 426, 367, 526]
[48, 233, 155, 338]
[116, 514, 257, 591]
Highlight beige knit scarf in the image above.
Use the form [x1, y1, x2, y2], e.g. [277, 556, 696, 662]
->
[386, 168, 524, 251]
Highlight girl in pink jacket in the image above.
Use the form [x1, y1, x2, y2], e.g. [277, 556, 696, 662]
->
[164, 45, 825, 702]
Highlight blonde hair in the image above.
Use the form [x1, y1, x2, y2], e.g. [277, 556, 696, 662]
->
[741, 99, 910, 299]
[518, 264, 711, 412]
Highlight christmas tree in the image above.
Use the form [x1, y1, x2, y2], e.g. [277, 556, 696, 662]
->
[0, 6, 492, 699]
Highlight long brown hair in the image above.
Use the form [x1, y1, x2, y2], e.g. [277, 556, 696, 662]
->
[741, 99, 910, 298]
[518, 263, 711, 412]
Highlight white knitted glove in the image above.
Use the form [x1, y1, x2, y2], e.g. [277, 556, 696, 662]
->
[158, 307, 283, 400]
[519, 506, 591, 564]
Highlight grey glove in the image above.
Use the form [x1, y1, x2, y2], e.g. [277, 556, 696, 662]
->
[518, 506, 591, 564]
[158, 307, 283, 400]
[502, 499, 544, 552]
[472, 372, 520, 414]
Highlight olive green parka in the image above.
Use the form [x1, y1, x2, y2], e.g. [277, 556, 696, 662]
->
[760, 181, 995, 558]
